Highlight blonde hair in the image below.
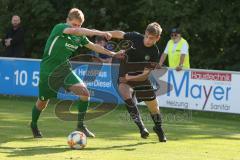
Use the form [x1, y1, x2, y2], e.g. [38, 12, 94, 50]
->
[146, 22, 162, 36]
[67, 8, 85, 23]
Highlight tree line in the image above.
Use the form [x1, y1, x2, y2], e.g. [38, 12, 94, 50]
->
[0, 0, 239, 70]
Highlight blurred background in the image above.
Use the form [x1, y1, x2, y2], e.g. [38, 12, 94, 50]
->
[0, 0, 239, 70]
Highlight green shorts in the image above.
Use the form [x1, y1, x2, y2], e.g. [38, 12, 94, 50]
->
[38, 71, 83, 101]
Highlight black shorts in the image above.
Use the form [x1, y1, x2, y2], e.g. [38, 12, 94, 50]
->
[121, 80, 156, 102]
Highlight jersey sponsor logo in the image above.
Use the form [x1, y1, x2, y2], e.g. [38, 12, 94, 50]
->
[65, 43, 78, 51]
[145, 55, 150, 61]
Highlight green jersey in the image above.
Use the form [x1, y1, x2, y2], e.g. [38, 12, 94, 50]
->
[38, 23, 89, 100]
[40, 23, 89, 75]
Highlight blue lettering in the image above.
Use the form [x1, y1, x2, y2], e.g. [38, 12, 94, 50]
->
[190, 84, 202, 99]
[166, 70, 231, 102]
[226, 87, 231, 101]
[167, 70, 189, 97]
[213, 86, 224, 100]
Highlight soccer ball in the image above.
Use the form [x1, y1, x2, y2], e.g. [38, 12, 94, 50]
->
[67, 131, 87, 149]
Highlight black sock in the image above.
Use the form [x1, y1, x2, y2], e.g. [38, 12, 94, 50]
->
[151, 113, 162, 128]
[124, 99, 145, 131]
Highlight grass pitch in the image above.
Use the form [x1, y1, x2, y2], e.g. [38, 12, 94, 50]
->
[0, 96, 240, 160]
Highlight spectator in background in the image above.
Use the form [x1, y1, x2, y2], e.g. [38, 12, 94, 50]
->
[2, 15, 25, 57]
[159, 28, 190, 71]
[88, 36, 112, 63]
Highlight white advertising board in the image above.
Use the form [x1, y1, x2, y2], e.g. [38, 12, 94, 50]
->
[151, 68, 240, 114]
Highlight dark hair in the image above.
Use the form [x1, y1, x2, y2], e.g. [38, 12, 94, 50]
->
[95, 36, 107, 42]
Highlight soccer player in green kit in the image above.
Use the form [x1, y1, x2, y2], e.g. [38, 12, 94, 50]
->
[30, 8, 124, 138]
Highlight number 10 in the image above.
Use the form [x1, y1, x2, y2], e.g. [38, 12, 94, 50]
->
[14, 70, 28, 86]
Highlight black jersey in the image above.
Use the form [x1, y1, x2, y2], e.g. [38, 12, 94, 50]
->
[119, 32, 161, 77]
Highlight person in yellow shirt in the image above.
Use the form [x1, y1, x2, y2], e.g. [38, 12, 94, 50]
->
[159, 28, 190, 71]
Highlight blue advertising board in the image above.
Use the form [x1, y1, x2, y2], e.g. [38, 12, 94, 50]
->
[0, 58, 123, 103]
[0, 58, 40, 96]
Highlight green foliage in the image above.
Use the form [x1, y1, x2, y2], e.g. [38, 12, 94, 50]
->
[0, 0, 239, 70]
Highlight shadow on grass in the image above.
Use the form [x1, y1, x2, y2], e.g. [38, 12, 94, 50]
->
[0, 141, 157, 157]
[0, 145, 69, 157]
[84, 141, 157, 151]
[1, 95, 240, 151]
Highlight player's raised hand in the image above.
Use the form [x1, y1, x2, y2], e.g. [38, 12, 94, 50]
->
[114, 50, 125, 59]
[102, 32, 112, 40]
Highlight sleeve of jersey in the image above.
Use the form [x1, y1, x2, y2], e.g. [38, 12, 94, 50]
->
[181, 42, 189, 55]
[79, 36, 90, 47]
[123, 32, 141, 41]
[52, 23, 69, 36]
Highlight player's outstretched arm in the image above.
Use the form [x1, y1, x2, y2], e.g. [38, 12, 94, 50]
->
[125, 68, 151, 82]
[85, 41, 115, 56]
[85, 41, 124, 58]
[108, 31, 125, 39]
[63, 28, 112, 40]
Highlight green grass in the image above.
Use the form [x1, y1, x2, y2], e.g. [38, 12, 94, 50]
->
[0, 95, 240, 160]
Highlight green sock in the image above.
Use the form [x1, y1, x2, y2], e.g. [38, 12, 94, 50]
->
[31, 105, 42, 128]
[76, 100, 89, 128]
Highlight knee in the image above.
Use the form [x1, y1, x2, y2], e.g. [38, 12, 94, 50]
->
[118, 84, 131, 100]
[78, 87, 90, 101]
[80, 88, 90, 101]
[146, 100, 160, 114]
[81, 95, 90, 101]
[72, 85, 90, 99]
[84, 89, 90, 98]
[149, 106, 160, 114]
[36, 99, 49, 111]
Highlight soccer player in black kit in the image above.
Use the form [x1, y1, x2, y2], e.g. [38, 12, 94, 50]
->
[109, 22, 167, 142]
